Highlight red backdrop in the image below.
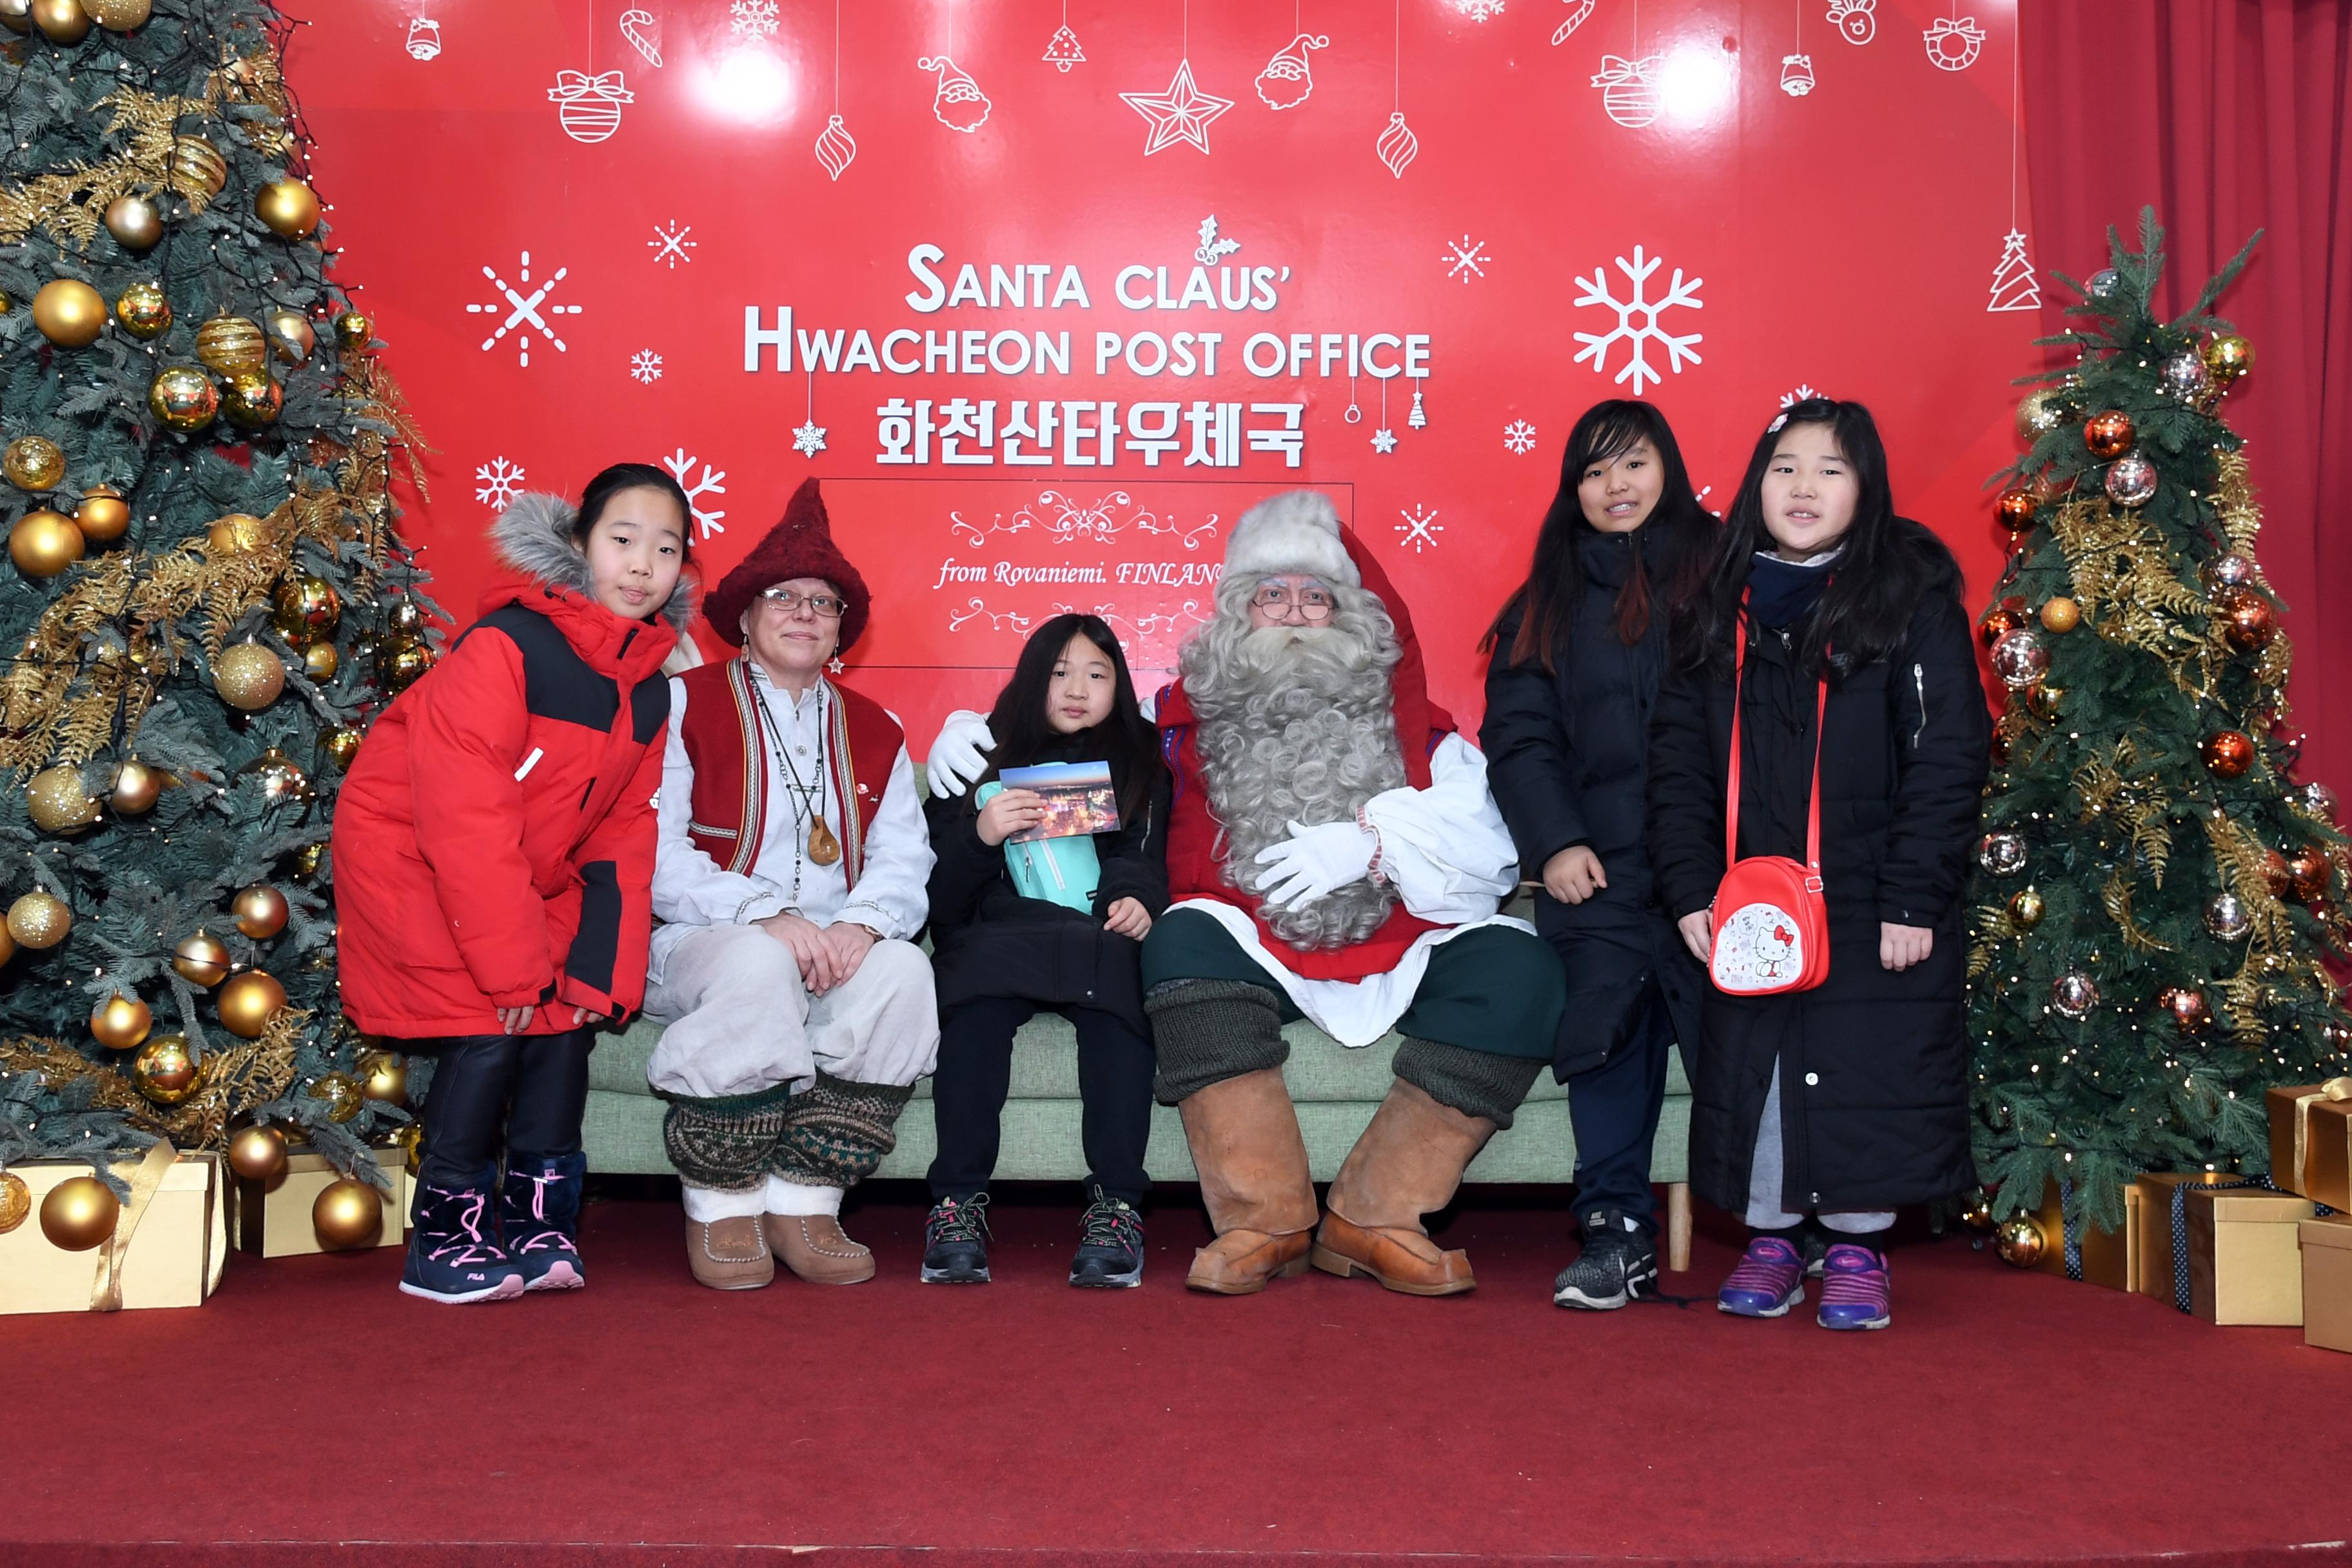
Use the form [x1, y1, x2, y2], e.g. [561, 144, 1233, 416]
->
[289, 0, 2047, 745]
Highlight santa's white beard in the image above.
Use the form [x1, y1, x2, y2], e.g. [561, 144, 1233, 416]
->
[1182, 593, 1407, 949]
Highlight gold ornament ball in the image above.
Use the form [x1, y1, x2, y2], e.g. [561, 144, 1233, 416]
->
[0, 1170, 28, 1235]
[2015, 386, 2074, 440]
[311, 1177, 383, 1250]
[227, 1123, 288, 1182]
[244, 746, 309, 805]
[31, 279, 106, 348]
[6, 890, 73, 949]
[112, 279, 172, 340]
[291, 841, 325, 881]
[132, 1034, 202, 1104]
[273, 573, 341, 640]
[304, 642, 339, 682]
[30, 0, 91, 44]
[2038, 596, 2082, 634]
[75, 483, 130, 543]
[308, 1072, 363, 1122]
[214, 642, 286, 710]
[80, 0, 152, 30]
[391, 1121, 423, 1175]
[2204, 334, 2253, 391]
[254, 179, 320, 239]
[322, 726, 362, 769]
[195, 314, 268, 377]
[168, 136, 226, 203]
[231, 883, 288, 939]
[102, 193, 162, 251]
[360, 1054, 407, 1107]
[5, 433, 66, 491]
[333, 310, 373, 351]
[2028, 683, 2065, 723]
[216, 970, 288, 1039]
[148, 366, 220, 433]
[264, 308, 316, 366]
[0, 0, 29, 33]
[2008, 888, 2046, 930]
[386, 597, 426, 634]
[208, 511, 266, 554]
[90, 991, 152, 1049]
[220, 370, 284, 429]
[172, 929, 230, 987]
[39, 1175, 119, 1251]
[380, 637, 433, 694]
[1995, 1215, 2046, 1268]
[26, 763, 101, 834]
[8, 509, 84, 578]
[110, 757, 162, 813]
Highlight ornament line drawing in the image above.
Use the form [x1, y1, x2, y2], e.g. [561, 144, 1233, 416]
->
[406, 17, 442, 60]
[1779, 382, 1819, 407]
[1378, 0, 1420, 175]
[1396, 504, 1443, 553]
[1123, 59, 1233, 155]
[1923, 14, 1983, 70]
[662, 449, 729, 539]
[467, 251, 582, 368]
[1781, 54, 1815, 95]
[1344, 373, 1363, 424]
[1443, 235, 1490, 282]
[1044, 0, 1084, 71]
[1195, 215, 1241, 266]
[619, 8, 662, 66]
[1571, 245, 1704, 395]
[816, 0, 858, 177]
[1987, 228, 2039, 313]
[1503, 419, 1538, 455]
[730, 0, 779, 39]
[648, 220, 696, 269]
[1255, 32, 1328, 110]
[1827, 0, 1874, 44]
[475, 457, 525, 511]
[547, 69, 632, 144]
[1552, 0, 1597, 45]
[919, 55, 994, 133]
[630, 350, 664, 384]
[1591, 54, 1663, 128]
[1456, 0, 1506, 21]
[1371, 378, 1396, 452]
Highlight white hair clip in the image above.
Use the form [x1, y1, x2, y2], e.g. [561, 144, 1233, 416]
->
[1767, 412, 1790, 433]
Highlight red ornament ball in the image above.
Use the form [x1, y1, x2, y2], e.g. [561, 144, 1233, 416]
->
[1995, 489, 2039, 534]
[2161, 986, 2213, 1034]
[2083, 411, 2136, 460]
[2288, 848, 2331, 904]
[2202, 731, 2255, 778]
[2217, 587, 2277, 653]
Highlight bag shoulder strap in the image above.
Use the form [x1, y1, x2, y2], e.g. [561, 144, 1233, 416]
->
[1727, 601, 1828, 877]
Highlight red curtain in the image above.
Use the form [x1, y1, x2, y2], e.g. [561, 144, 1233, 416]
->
[2023, 0, 2352, 790]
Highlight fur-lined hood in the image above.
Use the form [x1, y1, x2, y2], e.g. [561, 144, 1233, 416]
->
[492, 491, 696, 633]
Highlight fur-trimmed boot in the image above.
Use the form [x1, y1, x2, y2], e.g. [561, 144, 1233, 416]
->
[1177, 1068, 1318, 1293]
[765, 1072, 916, 1284]
[1313, 1077, 1497, 1296]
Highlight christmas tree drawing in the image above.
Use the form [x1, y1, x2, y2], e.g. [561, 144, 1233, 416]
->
[1988, 228, 2041, 313]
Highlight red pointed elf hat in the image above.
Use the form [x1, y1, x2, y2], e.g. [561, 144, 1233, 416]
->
[705, 478, 872, 651]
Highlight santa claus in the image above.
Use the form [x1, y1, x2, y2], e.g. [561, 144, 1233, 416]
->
[934, 492, 1563, 1295]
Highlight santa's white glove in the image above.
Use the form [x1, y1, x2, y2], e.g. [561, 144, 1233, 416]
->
[1253, 818, 1380, 909]
[925, 710, 994, 798]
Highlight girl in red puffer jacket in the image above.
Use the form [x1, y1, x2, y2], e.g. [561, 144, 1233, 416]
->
[333, 463, 692, 1303]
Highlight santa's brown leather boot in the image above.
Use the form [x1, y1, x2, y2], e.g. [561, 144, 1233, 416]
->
[765, 1211, 877, 1284]
[1177, 1067, 1318, 1294]
[685, 1215, 774, 1291]
[1312, 1078, 1493, 1296]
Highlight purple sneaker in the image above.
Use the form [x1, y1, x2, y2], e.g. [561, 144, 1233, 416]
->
[1716, 1236, 1807, 1317]
[1816, 1242, 1892, 1331]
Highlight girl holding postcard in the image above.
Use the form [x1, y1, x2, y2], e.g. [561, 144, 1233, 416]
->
[919, 614, 1172, 1288]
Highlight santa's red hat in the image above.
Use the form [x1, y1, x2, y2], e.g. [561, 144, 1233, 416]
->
[705, 478, 872, 651]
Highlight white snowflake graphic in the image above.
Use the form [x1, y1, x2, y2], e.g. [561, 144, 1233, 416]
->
[1396, 504, 1443, 552]
[648, 220, 696, 270]
[792, 420, 827, 458]
[1503, 419, 1538, 455]
[466, 250, 583, 368]
[1370, 427, 1398, 455]
[1779, 384, 1819, 408]
[1443, 235, 1490, 283]
[475, 457, 525, 511]
[729, 0, 778, 39]
[631, 350, 664, 384]
[661, 447, 729, 539]
[1456, 0, 1507, 18]
[1573, 246, 1705, 396]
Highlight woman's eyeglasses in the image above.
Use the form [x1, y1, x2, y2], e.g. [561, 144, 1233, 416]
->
[758, 586, 846, 618]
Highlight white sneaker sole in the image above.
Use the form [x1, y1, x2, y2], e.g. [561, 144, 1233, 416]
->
[400, 1273, 527, 1304]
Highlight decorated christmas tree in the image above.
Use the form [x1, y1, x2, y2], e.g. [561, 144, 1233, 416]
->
[1967, 210, 2351, 1242]
[0, 0, 435, 1222]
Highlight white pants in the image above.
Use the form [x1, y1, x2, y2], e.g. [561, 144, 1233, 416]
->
[645, 923, 937, 1220]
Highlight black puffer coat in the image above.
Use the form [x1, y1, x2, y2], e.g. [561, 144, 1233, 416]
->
[923, 738, 1171, 1026]
[1482, 527, 1703, 1081]
[1647, 526, 1990, 1215]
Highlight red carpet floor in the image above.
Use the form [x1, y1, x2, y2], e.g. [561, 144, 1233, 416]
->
[7, 1184, 2352, 1567]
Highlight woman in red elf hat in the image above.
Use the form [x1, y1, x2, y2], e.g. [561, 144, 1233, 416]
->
[643, 478, 939, 1291]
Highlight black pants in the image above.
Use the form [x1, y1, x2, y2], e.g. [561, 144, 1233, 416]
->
[409, 1028, 595, 1190]
[1563, 985, 1674, 1232]
[928, 999, 1155, 1206]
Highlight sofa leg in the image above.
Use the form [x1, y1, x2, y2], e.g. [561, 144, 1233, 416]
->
[1665, 1182, 1692, 1274]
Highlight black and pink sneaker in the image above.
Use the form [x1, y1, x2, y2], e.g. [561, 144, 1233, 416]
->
[1815, 1242, 1892, 1331]
[1716, 1235, 1807, 1318]
[400, 1171, 527, 1304]
[501, 1152, 587, 1292]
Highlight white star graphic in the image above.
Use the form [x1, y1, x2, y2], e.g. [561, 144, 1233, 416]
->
[792, 420, 828, 457]
[1121, 59, 1233, 155]
[1371, 427, 1398, 454]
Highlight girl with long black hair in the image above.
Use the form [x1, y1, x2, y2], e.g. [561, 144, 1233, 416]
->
[1480, 400, 1716, 1310]
[919, 614, 1171, 1289]
[1647, 398, 1988, 1331]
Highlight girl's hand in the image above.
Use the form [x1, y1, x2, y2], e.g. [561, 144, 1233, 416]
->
[1677, 909, 1713, 963]
[1104, 897, 1153, 939]
[496, 1004, 536, 1035]
[1542, 845, 1608, 905]
[571, 1005, 603, 1027]
[976, 788, 1047, 847]
[1880, 923, 1934, 972]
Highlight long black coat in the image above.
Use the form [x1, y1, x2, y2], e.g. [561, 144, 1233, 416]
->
[1647, 538, 1990, 1215]
[1482, 528, 1703, 1081]
[923, 747, 1171, 1027]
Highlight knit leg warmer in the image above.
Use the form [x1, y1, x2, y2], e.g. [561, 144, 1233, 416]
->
[1145, 978, 1289, 1106]
[660, 1081, 797, 1192]
[1391, 1037, 1545, 1130]
[769, 1072, 917, 1190]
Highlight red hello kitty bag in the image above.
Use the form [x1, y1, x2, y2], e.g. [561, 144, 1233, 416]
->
[1708, 611, 1830, 996]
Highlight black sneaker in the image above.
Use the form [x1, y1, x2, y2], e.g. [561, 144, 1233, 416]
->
[1070, 1186, 1145, 1289]
[921, 1193, 992, 1284]
[1552, 1207, 1659, 1311]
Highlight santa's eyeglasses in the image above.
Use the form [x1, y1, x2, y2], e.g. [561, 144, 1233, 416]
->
[1251, 582, 1335, 623]
[758, 586, 847, 618]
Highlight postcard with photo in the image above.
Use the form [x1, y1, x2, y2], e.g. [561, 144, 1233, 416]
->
[997, 760, 1121, 842]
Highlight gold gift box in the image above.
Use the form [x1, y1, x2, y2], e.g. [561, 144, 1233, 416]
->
[0, 1153, 228, 1315]
[2300, 1213, 2352, 1354]
[234, 1146, 406, 1258]
[2266, 1083, 2352, 1211]
[2132, 1175, 2314, 1325]
[2028, 1177, 2139, 1291]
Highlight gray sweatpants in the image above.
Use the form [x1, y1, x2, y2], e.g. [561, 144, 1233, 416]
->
[1744, 1057, 1896, 1235]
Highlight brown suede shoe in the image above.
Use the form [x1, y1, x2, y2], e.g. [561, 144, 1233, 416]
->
[1311, 1211, 1475, 1295]
[685, 1216, 774, 1291]
[1176, 1066, 1319, 1295]
[765, 1212, 877, 1284]
[1311, 1077, 1494, 1297]
[1186, 1228, 1313, 1295]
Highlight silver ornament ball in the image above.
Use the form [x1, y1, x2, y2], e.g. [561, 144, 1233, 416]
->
[2161, 348, 2211, 402]
[2204, 893, 2252, 941]
[1977, 831, 2028, 878]
[1990, 627, 2051, 691]
[2104, 451, 2160, 508]
[2052, 971, 2101, 1019]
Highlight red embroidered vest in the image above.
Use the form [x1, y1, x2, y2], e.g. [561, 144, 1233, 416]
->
[677, 659, 903, 891]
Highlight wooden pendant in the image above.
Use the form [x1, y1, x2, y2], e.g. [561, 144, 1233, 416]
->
[807, 818, 842, 866]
